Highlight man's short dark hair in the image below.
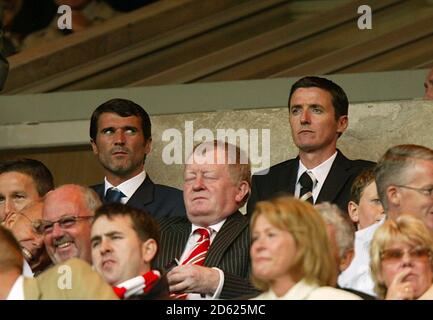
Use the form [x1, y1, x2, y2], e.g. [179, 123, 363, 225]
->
[93, 203, 160, 247]
[89, 98, 152, 141]
[0, 158, 54, 196]
[288, 76, 349, 120]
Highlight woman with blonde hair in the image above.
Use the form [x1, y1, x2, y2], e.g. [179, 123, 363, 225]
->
[370, 214, 433, 300]
[250, 196, 360, 300]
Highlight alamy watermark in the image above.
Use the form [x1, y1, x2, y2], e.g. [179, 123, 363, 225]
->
[161, 121, 271, 174]
[57, 264, 72, 290]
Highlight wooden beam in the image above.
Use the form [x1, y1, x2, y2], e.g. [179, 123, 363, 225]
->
[128, 0, 404, 86]
[3, 0, 285, 93]
[272, 14, 433, 76]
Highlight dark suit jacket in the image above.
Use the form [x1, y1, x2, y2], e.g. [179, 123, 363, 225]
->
[154, 211, 258, 299]
[91, 175, 186, 220]
[247, 150, 375, 215]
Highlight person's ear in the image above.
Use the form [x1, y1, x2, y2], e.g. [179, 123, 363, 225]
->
[90, 138, 99, 155]
[386, 185, 400, 207]
[144, 138, 152, 155]
[348, 201, 359, 224]
[336, 115, 348, 135]
[141, 238, 158, 264]
[340, 248, 354, 272]
[3, 212, 18, 228]
[234, 181, 250, 203]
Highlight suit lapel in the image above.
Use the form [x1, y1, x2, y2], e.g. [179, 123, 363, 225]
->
[170, 221, 191, 261]
[204, 211, 248, 267]
[127, 176, 154, 207]
[286, 158, 299, 195]
[316, 150, 351, 204]
[91, 183, 105, 200]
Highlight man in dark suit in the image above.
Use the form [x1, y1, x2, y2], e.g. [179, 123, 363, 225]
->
[154, 140, 258, 299]
[89, 98, 185, 219]
[247, 76, 374, 216]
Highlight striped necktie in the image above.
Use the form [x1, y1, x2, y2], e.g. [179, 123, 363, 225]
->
[172, 228, 211, 299]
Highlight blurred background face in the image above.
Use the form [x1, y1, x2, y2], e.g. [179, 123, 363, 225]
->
[356, 182, 384, 229]
[0, 172, 41, 222]
[43, 189, 93, 264]
[380, 241, 433, 299]
[91, 215, 148, 286]
[6, 202, 51, 272]
[251, 214, 298, 285]
[424, 69, 433, 100]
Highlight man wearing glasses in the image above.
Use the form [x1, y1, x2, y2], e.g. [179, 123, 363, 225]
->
[41, 184, 101, 264]
[3, 201, 51, 276]
[375, 144, 433, 231]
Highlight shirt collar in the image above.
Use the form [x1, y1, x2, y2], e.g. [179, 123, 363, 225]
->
[190, 219, 226, 236]
[104, 170, 146, 199]
[6, 275, 24, 300]
[297, 151, 337, 187]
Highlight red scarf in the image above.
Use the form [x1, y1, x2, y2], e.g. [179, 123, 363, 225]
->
[112, 270, 161, 299]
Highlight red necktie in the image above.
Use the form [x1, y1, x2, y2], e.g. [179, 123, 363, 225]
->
[182, 228, 211, 266]
[172, 228, 211, 299]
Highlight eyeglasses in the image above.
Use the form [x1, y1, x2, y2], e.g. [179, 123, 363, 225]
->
[14, 212, 45, 235]
[381, 246, 431, 264]
[4, 211, 44, 235]
[36, 215, 93, 235]
[394, 185, 433, 197]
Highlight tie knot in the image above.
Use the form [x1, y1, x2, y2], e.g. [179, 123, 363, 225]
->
[299, 171, 314, 190]
[105, 187, 125, 203]
[195, 228, 210, 241]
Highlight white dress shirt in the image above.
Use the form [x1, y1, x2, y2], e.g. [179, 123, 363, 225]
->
[104, 170, 146, 204]
[179, 219, 226, 300]
[251, 278, 361, 300]
[6, 275, 25, 300]
[22, 259, 34, 277]
[295, 152, 337, 203]
[338, 217, 385, 296]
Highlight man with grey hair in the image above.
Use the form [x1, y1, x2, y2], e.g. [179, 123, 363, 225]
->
[315, 202, 375, 299]
[154, 140, 257, 299]
[375, 144, 433, 231]
[40, 184, 101, 264]
[315, 202, 355, 274]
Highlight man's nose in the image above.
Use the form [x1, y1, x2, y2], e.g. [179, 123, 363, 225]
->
[100, 238, 112, 254]
[51, 222, 64, 238]
[192, 176, 205, 190]
[300, 109, 311, 124]
[114, 130, 126, 145]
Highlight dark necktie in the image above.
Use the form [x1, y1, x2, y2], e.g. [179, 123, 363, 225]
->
[299, 171, 314, 204]
[105, 187, 125, 203]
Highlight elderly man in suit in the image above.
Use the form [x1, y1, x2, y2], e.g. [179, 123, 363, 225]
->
[154, 140, 257, 299]
[0, 225, 117, 300]
[89, 98, 185, 219]
[247, 76, 374, 216]
[3, 201, 51, 276]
